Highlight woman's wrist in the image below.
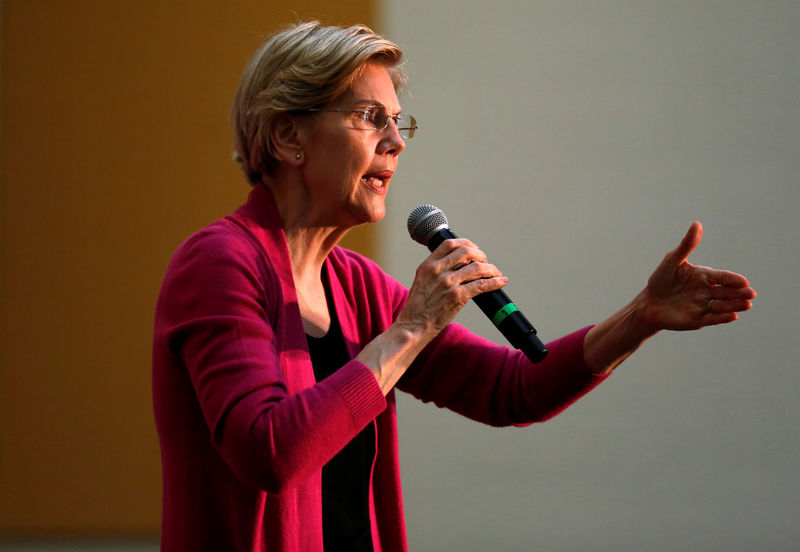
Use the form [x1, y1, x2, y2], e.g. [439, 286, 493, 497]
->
[628, 287, 662, 340]
[357, 323, 436, 395]
[584, 289, 660, 375]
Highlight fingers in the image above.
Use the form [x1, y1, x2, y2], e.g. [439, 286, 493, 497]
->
[401, 239, 507, 334]
[705, 287, 755, 317]
[706, 282, 757, 302]
[706, 296, 753, 315]
[430, 238, 486, 266]
[428, 239, 504, 285]
[702, 289, 753, 326]
[697, 266, 757, 316]
[697, 265, 756, 322]
[423, 238, 507, 297]
[697, 280, 755, 330]
[452, 262, 507, 292]
[438, 242, 506, 293]
[701, 311, 740, 327]
[704, 267, 752, 289]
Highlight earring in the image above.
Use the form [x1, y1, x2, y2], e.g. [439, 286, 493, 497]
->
[295, 152, 304, 161]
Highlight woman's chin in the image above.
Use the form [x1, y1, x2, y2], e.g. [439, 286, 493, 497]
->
[352, 197, 386, 225]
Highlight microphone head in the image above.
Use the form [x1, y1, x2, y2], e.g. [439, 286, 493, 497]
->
[407, 204, 449, 246]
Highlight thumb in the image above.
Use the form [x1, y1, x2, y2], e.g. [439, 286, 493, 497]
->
[668, 221, 703, 264]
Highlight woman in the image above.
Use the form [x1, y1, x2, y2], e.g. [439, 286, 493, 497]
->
[152, 21, 755, 552]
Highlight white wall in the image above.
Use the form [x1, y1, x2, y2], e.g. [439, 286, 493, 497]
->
[379, 2, 799, 550]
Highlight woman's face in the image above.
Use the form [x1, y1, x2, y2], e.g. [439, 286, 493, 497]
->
[299, 62, 406, 228]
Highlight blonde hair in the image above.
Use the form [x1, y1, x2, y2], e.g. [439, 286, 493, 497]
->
[231, 21, 406, 183]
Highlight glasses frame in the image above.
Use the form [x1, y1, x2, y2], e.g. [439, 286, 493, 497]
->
[306, 106, 417, 139]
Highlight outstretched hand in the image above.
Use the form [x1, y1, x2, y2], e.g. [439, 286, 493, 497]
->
[641, 222, 756, 332]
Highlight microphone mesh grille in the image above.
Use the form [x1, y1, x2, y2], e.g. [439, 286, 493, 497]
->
[407, 204, 448, 245]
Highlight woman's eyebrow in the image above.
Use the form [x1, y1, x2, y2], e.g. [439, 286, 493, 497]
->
[344, 99, 404, 114]
[348, 98, 383, 107]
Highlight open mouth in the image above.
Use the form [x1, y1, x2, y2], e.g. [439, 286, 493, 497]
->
[362, 175, 386, 188]
[361, 170, 392, 190]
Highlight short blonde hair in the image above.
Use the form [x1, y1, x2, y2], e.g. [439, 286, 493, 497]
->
[231, 21, 405, 183]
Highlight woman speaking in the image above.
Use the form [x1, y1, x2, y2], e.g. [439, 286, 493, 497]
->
[152, 21, 755, 552]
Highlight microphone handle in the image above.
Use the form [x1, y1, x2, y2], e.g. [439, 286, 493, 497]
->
[427, 228, 548, 363]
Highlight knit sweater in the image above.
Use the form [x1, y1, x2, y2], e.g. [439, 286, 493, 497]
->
[152, 183, 608, 551]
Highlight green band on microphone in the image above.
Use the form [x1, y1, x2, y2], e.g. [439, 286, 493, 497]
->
[492, 303, 519, 327]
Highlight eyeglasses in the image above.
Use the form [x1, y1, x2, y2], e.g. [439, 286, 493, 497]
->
[307, 106, 417, 139]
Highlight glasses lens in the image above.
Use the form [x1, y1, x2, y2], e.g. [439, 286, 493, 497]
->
[347, 107, 417, 139]
[371, 107, 390, 131]
[397, 113, 417, 139]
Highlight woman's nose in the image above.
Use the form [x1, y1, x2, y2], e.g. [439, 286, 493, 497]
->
[379, 119, 406, 155]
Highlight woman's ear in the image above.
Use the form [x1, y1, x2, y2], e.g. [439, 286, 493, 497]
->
[270, 114, 306, 166]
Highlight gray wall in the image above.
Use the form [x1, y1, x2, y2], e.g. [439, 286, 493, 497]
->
[380, 2, 799, 550]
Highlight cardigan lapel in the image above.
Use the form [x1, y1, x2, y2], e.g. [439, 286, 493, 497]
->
[232, 183, 317, 393]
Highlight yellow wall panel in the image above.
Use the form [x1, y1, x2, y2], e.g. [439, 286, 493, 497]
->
[1, 0, 376, 536]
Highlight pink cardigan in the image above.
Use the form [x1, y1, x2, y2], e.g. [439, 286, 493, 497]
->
[152, 183, 607, 551]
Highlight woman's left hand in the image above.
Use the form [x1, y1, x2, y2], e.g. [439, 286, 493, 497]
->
[639, 221, 756, 332]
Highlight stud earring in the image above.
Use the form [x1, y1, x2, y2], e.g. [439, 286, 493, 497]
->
[295, 152, 304, 161]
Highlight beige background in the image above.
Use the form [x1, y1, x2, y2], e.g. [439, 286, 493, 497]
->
[382, 2, 800, 551]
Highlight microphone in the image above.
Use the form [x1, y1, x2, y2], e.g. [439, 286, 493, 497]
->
[407, 204, 548, 363]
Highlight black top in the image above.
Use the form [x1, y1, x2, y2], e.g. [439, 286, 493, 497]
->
[306, 278, 375, 552]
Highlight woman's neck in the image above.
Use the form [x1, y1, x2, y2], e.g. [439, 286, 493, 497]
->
[263, 178, 350, 336]
[285, 224, 345, 282]
[260, 178, 350, 276]
[285, 226, 344, 338]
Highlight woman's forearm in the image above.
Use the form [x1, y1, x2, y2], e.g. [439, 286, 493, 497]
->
[583, 289, 659, 375]
[356, 323, 439, 395]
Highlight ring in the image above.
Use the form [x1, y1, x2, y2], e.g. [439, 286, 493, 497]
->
[707, 297, 714, 312]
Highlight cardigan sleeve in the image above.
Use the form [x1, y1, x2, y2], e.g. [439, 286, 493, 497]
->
[333, 249, 609, 427]
[397, 323, 608, 427]
[153, 225, 386, 493]
[343, 252, 609, 427]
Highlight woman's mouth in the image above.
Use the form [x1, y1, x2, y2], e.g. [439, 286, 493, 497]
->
[361, 171, 393, 192]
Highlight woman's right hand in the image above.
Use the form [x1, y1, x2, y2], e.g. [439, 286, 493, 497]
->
[357, 238, 508, 395]
[395, 238, 508, 338]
